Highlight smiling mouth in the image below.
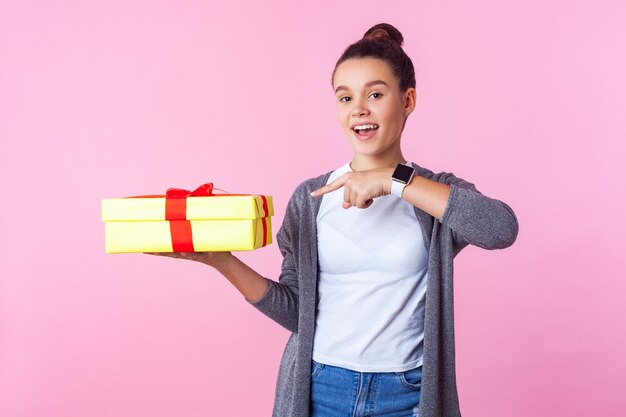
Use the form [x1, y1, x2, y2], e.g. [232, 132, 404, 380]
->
[352, 126, 379, 140]
[351, 125, 379, 134]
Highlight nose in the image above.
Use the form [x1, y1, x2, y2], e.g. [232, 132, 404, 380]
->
[350, 96, 370, 117]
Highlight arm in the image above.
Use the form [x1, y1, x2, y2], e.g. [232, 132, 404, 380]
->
[241, 191, 301, 333]
[211, 254, 270, 303]
[399, 170, 518, 253]
[211, 239, 299, 334]
[311, 166, 519, 254]
[428, 171, 519, 252]
[144, 188, 304, 333]
[144, 249, 271, 301]
[400, 172, 451, 220]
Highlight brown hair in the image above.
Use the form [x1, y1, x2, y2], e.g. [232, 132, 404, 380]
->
[331, 23, 416, 93]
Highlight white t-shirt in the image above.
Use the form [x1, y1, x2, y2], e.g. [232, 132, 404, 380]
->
[312, 161, 429, 372]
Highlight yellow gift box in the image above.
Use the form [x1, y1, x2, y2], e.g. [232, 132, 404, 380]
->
[101, 182, 273, 253]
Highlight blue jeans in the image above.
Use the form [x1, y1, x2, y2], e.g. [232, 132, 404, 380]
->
[310, 359, 422, 417]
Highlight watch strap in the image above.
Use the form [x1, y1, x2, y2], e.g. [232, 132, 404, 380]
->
[390, 179, 407, 197]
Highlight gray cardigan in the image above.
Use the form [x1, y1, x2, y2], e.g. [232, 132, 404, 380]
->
[246, 161, 519, 417]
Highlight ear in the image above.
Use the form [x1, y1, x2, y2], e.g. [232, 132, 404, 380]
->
[404, 88, 417, 114]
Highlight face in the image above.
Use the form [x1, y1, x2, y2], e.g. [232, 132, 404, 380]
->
[332, 57, 415, 160]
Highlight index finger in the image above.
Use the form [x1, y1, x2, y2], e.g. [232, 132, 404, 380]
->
[310, 175, 347, 197]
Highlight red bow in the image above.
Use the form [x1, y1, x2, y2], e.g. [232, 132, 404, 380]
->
[165, 182, 227, 198]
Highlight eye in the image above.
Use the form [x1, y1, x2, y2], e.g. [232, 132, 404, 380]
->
[339, 96, 351, 102]
[370, 92, 382, 99]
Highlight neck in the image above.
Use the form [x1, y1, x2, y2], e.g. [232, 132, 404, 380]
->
[350, 152, 408, 172]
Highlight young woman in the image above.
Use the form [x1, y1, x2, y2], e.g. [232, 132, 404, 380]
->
[148, 23, 519, 417]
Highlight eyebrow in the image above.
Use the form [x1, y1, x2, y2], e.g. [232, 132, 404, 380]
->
[334, 80, 389, 94]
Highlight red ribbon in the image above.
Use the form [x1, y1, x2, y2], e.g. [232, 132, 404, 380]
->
[164, 183, 215, 251]
[159, 183, 269, 252]
[258, 196, 268, 248]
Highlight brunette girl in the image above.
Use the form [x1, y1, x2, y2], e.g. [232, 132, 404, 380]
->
[148, 22, 519, 417]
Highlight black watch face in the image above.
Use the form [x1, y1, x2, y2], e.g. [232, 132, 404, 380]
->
[392, 164, 414, 183]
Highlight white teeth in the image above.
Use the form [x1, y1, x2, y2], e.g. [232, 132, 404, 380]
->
[353, 124, 379, 131]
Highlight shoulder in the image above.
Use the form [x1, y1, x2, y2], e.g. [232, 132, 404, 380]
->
[288, 169, 334, 205]
[278, 169, 334, 228]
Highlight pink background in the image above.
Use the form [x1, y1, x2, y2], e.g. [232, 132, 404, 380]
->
[1, 1, 625, 416]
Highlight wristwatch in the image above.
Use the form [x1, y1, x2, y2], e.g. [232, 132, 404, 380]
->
[390, 162, 416, 198]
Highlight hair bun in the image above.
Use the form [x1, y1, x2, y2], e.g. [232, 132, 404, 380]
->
[363, 23, 404, 48]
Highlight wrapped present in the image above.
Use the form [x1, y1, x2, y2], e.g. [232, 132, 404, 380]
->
[101, 183, 273, 253]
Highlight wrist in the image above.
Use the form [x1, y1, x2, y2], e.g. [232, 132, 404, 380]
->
[390, 162, 415, 198]
[384, 167, 394, 195]
[207, 252, 236, 270]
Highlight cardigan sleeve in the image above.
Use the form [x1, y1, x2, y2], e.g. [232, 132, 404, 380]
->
[437, 171, 519, 254]
[244, 189, 301, 333]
